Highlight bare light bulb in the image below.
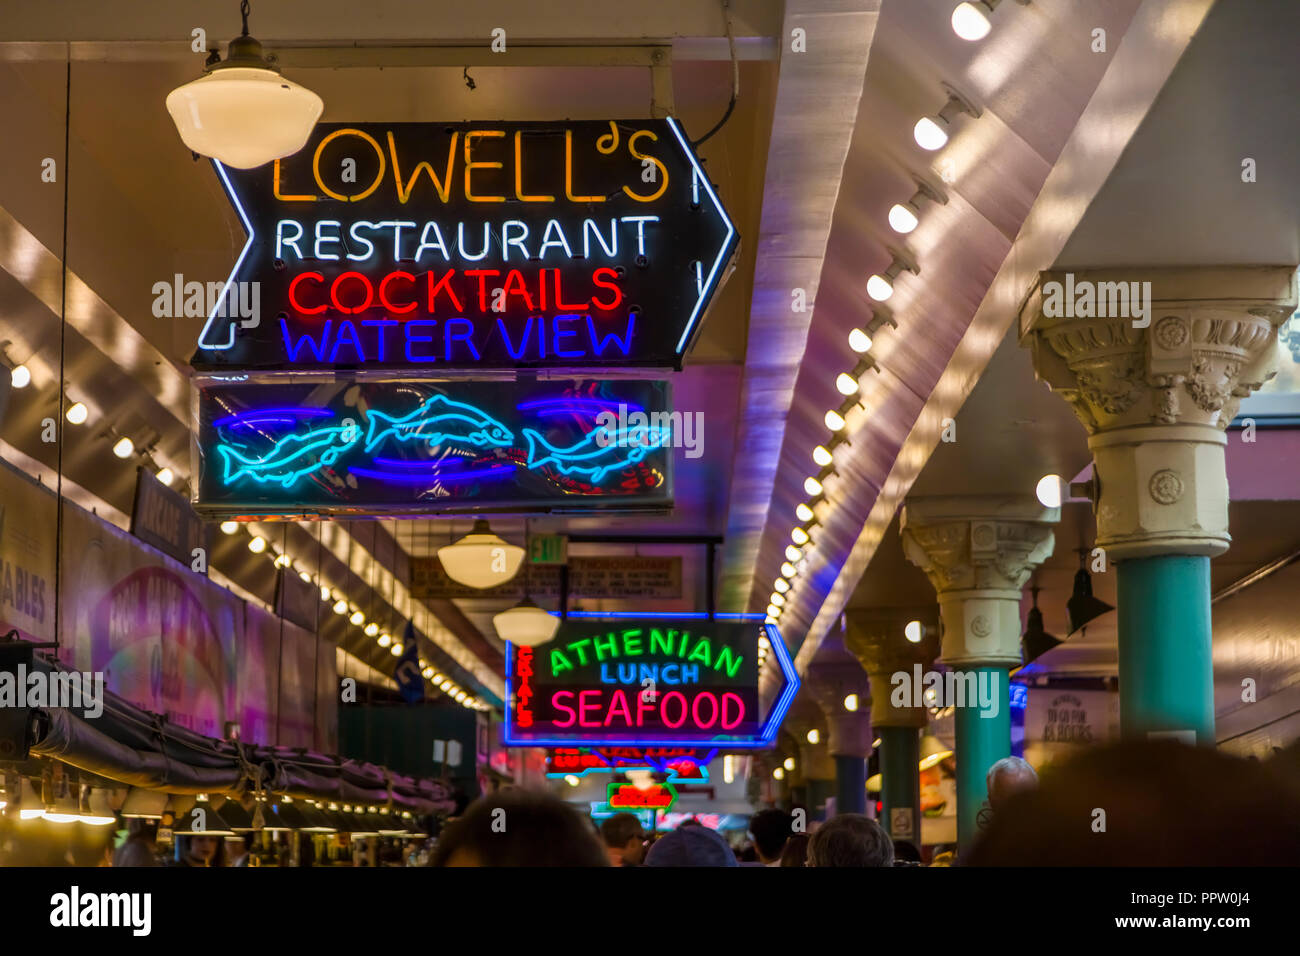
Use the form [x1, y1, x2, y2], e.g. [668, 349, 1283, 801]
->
[804, 476, 824, 496]
[10, 364, 31, 388]
[791, 527, 810, 546]
[914, 115, 950, 151]
[836, 373, 860, 396]
[843, 694, 859, 712]
[770, 592, 786, 608]
[952, 1, 993, 41]
[377, 633, 392, 647]
[65, 402, 88, 425]
[766, 603, 782, 618]
[905, 620, 924, 643]
[155, 466, 174, 486]
[774, 578, 791, 594]
[364, 623, 379, 637]
[112, 437, 135, 459]
[247, 536, 267, 554]
[780, 561, 798, 578]
[220, 520, 239, 535]
[888, 202, 920, 234]
[866, 274, 894, 302]
[813, 445, 834, 467]
[332, 599, 348, 615]
[825, 409, 846, 432]
[785, 545, 802, 563]
[795, 503, 815, 523]
[848, 328, 873, 353]
[1036, 473, 1066, 508]
[349, 610, 365, 626]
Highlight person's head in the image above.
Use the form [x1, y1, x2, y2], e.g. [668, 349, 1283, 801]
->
[806, 814, 893, 867]
[985, 756, 1038, 813]
[778, 833, 809, 867]
[126, 818, 157, 844]
[645, 823, 738, 867]
[967, 740, 1300, 866]
[430, 789, 608, 867]
[600, 813, 645, 866]
[177, 834, 225, 867]
[891, 839, 922, 865]
[748, 808, 794, 863]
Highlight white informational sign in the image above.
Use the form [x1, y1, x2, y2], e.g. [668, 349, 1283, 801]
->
[1023, 688, 1119, 769]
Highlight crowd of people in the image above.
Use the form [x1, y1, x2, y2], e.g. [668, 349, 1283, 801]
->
[429, 740, 1300, 867]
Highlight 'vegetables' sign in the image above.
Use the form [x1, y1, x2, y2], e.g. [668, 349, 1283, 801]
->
[505, 618, 798, 749]
[191, 120, 737, 372]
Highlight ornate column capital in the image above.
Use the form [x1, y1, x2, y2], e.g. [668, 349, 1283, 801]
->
[844, 608, 940, 729]
[901, 495, 1058, 668]
[1021, 267, 1297, 558]
[804, 661, 873, 758]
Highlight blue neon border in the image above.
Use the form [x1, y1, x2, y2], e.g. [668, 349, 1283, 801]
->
[196, 160, 254, 351]
[666, 117, 738, 355]
[504, 618, 798, 749]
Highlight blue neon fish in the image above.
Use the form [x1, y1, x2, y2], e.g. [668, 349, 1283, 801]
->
[216, 424, 360, 489]
[522, 425, 670, 484]
[363, 395, 514, 453]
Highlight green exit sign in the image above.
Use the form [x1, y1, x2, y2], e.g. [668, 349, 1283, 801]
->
[529, 534, 568, 565]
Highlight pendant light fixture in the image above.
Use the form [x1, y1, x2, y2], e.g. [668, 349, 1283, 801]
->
[1066, 557, 1114, 636]
[437, 519, 524, 589]
[1021, 583, 1062, 666]
[494, 597, 561, 647]
[165, 0, 323, 169]
[494, 522, 560, 646]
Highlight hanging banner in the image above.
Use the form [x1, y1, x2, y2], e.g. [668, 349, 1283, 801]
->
[0, 463, 56, 643]
[131, 467, 208, 571]
[410, 554, 682, 599]
[505, 618, 798, 749]
[193, 378, 673, 517]
[190, 120, 737, 372]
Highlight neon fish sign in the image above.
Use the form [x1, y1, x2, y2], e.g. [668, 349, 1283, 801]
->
[190, 121, 737, 372]
[195, 378, 674, 518]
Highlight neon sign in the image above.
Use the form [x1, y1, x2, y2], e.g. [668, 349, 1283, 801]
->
[607, 781, 677, 811]
[194, 378, 673, 517]
[545, 747, 716, 780]
[191, 121, 737, 372]
[504, 618, 799, 749]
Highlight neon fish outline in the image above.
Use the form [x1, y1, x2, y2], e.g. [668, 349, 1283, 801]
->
[364, 395, 515, 453]
[216, 424, 360, 489]
[522, 425, 670, 484]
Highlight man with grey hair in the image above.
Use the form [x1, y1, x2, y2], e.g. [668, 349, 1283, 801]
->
[986, 756, 1039, 814]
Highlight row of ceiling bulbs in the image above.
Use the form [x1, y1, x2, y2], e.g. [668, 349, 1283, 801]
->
[767, 11, 1001, 626]
[215, 519, 488, 711]
[3, 346, 181, 488]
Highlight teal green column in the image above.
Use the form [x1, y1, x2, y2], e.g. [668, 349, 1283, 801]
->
[806, 778, 835, 821]
[879, 726, 920, 844]
[1116, 555, 1214, 743]
[954, 666, 1009, 851]
[834, 756, 866, 815]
